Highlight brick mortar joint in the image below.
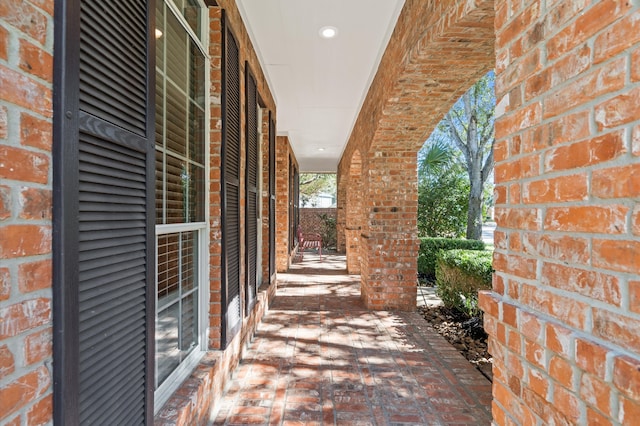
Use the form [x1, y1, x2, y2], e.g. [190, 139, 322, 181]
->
[484, 288, 640, 368]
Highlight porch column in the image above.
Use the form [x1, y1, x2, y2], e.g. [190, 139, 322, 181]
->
[344, 149, 364, 274]
[360, 151, 419, 311]
[345, 229, 361, 274]
[336, 173, 347, 252]
[275, 136, 290, 272]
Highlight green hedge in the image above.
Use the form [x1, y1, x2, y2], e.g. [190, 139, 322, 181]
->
[418, 238, 485, 281]
[435, 249, 493, 316]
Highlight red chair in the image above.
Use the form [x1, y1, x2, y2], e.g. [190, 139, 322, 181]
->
[297, 226, 322, 260]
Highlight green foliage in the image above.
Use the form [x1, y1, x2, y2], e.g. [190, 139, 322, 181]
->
[437, 249, 494, 283]
[417, 167, 469, 238]
[318, 213, 337, 249]
[419, 140, 451, 175]
[417, 238, 485, 281]
[435, 249, 494, 317]
[299, 173, 336, 207]
[417, 142, 469, 238]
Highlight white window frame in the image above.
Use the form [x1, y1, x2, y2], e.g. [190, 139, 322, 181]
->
[154, 0, 210, 412]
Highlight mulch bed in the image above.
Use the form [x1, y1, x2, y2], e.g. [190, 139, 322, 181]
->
[418, 304, 493, 381]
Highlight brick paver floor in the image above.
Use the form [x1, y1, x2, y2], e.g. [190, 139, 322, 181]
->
[210, 254, 492, 425]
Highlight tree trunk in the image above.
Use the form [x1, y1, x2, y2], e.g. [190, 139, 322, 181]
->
[466, 174, 483, 240]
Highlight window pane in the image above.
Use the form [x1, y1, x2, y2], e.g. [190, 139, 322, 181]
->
[155, 77, 164, 146]
[157, 233, 180, 308]
[166, 11, 187, 90]
[165, 154, 185, 223]
[155, 152, 164, 225]
[190, 164, 204, 222]
[189, 102, 205, 164]
[156, 301, 179, 386]
[181, 231, 197, 293]
[156, 2, 165, 71]
[183, 0, 202, 40]
[181, 290, 198, 358]
[189, 39, 205, 108]
[156, 230, 200, 388]
[166, 81, 187, 157]
[165, 155, 204, 224]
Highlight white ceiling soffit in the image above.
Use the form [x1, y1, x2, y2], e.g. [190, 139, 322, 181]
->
[236, 0, 406, 172]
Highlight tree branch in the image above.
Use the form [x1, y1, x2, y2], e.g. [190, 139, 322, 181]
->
[445, 113, 470, 162]
[481, 140, 495, 183]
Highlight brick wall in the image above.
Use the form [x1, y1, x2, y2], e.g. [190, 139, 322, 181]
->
[478, 2, 640, 424]
[0, 1, 54, 424]
[208, 7, 224, 351]
[261, 111, 270, 283]
[206, 1, 277, 350]
[337, 0, 495, 310]
[299, 208, 336, 235]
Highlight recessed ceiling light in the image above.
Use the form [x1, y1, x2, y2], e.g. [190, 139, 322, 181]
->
[317, 147, 326, 151]
[319, 26, 338, 39]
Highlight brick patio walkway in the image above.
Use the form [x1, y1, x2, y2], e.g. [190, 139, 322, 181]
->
[210, 254, 492, 425]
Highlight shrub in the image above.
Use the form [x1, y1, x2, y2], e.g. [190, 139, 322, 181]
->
[417, 163, 470, 238]
[435, 249, 493, 316]
[418, 238, 485, 281]
[318, 213, 337, 249]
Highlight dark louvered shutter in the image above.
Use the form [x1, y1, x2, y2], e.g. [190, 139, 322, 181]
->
[53, 0, 154, 424]
[221, 17, 242, 346]
[294, 167, 300, 243]
[268, 114, 276, 280]
[245, 66, 258, 312]
[289, 162, 299, 251]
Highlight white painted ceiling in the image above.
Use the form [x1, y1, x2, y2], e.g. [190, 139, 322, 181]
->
[236, 0, 405, 172]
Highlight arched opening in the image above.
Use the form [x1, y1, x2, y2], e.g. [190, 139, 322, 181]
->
[336, 1, 640, 425]
[337, 0, 496, 310]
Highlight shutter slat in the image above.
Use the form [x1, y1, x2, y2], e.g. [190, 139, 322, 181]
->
[80, 353, 145, 423]
[79, 318, 145, 371]
[78, 267, 146, 303]
[79, 234, 145, 251]
[79, 292, 146, 332]
[79, 2, 147, 136]
[79, 248, 146, 273]
[79, 308, 146, 352]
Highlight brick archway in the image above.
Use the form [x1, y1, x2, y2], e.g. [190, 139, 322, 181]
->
[339, 0, 640, 423]
[338, 0, 495, 310]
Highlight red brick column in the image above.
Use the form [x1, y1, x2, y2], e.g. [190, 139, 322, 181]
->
[0, 1, 54, 424]
[336, 174, 346, 252]
[359, 153, 419, 310]
[275, 136, 291, 271]
[345, 150, 364, 274]
[479, 2, 640, 424]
